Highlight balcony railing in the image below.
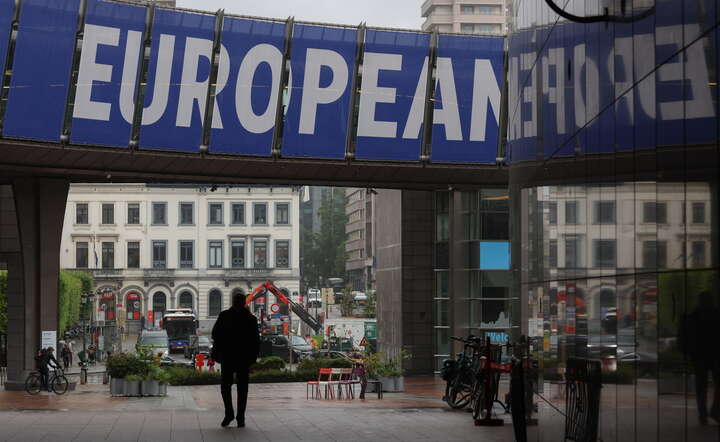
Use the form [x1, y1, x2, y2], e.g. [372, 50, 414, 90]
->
[143, 268, 176, 279]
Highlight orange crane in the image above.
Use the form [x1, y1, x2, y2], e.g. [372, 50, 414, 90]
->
[245, 281, 322, 334]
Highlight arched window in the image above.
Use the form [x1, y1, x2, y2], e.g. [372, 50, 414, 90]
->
[152, 292, 167, 327]
[178, 291, 193, 309]
[126, 293, 141, 320]
[99, 292, 116, 321]
[208, 289, 222, 317]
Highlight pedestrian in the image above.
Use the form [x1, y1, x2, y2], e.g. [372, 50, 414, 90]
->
[61, 344, 71, 369]
[195, 352, 205, 371]
[67, 340, 74, 366]
[211, 292, 260, 428]
[140, 315, 145, 331]
[680, 291, 720, 425]
[207, 357, 216, 372]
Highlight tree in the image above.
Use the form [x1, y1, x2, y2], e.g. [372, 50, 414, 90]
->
[301, 189, 348, 289]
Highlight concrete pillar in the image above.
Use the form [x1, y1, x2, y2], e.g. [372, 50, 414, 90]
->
[375, 190, 434, 375]
[4, 178, 69, 390]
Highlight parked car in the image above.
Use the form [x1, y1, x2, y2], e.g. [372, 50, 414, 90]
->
[259, 334, 312, 362]
[137, 329, 169, 359]
[307, 289, 321, 308]
[352, 291, 367, 305]
[184, 335, 212, 360]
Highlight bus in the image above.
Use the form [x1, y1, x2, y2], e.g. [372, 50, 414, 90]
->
[162, 309, 198, 353]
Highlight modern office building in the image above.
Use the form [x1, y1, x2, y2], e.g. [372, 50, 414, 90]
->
[421, 0, 508, 35]
[374, 187, 512, 374]
[507, 0, 719, 439]
[59, 184, 301, 334]
[345, 188, 376, 292]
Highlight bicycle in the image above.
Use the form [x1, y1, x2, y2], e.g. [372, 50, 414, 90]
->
[25, 366, 69, 395]
[442, 335, 484, 409]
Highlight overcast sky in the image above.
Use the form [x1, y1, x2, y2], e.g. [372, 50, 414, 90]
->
[176, 0, 425, 30]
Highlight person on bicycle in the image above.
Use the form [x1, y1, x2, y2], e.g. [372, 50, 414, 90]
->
[39, 347, 59, 392]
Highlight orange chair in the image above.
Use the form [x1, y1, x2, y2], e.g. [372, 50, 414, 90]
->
[337, 368, 355, 399]
[306, 368, 333, 399]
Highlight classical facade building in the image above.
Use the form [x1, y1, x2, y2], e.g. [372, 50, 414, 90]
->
[421, 0, 508, 35]
[60, 184, 300, 333]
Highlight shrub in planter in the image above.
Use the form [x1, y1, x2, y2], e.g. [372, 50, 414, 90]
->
[124, 374, 143, 396]
[163, 366, 222, 386]
[107, 352, 148, 379]
[250, 356, 286, 373]
[298, 357, 352, 372]
[249, 368, 317, 383]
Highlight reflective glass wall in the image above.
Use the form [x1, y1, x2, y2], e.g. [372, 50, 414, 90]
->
[508, 0, 720, 440]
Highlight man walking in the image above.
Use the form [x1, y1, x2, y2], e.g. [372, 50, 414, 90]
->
[211, 292, 260, 428]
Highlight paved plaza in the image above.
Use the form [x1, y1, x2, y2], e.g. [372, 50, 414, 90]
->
[0, 377, 514, 442]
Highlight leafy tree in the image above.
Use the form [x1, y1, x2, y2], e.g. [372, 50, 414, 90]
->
[364, 290, 376, 318]
[301, 188, 348, 289]
[340, 284, 355, 317]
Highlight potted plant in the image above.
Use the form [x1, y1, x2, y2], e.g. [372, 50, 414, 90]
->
[142, 366, 161, 396]
[156, 369, 171, 396]
[363, 351, 410, 392]
[106, 353, 130, 396]
[124, 374, 143, 396]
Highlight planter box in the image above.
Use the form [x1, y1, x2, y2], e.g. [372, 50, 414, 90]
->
[124, 379, 140, 397]
[159, 383, 168, 396]
[374, 376, 404, 392]
[141, 380, 160, 396]
[110, 378, 124, 396]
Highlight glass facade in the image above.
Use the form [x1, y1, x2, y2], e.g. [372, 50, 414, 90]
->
[508, 0, 720, 439]
[433, 188, 514, 372]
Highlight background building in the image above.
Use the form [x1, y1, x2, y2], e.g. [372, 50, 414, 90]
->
[421, 0, 508, 35]
[60, 184, 301, 334]
[345, 188, 376, 292]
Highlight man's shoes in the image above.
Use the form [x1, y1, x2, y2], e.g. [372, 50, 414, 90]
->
[236, 416, 245, 428]
[221, 416, 234, 427]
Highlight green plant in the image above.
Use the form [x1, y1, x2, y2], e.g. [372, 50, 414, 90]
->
[363, 290, 376, 318]
[340, 284, 355, 317]
[363, 350, 410, 378]
[162, 366, 222, 385]
[250, 356, 286, 372]
[249, 369, 317, 383]
[106, 352, 149, 379]
[298, 357, 352, 372]
[125, 374, 144, 382]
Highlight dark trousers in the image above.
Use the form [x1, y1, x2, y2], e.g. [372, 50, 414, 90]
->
[39, 368, 49, 391]
[221, 365, 249, 420]
[694, 358, 720, 418]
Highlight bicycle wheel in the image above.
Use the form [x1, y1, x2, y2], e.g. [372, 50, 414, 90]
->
[473, 378, 491, 420]
[52, 375, 69, 395]
[25, 374, 42, 395]
[445, 375, 472, 409]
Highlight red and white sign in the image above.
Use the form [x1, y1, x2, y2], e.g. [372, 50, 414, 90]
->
[270, 303, 280, 313]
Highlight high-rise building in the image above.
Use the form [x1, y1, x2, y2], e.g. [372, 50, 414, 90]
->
[345, 188, 376, 292]
[421, 0, 508, 35]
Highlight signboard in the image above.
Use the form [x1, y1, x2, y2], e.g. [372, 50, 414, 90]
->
[41, 330, 57, 350]
[0, 0, 503, 164]
[270, 303, 280, 313]
[321, 288, 334, 305]
[364, 321, 377, 340]
[359, 336, 368, 347]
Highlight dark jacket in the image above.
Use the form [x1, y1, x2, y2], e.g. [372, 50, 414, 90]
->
[211, 307, 260, 368]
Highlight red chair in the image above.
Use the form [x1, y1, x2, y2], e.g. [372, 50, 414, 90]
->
[306, 368, 333, 399]
[339, 367, 363, 399]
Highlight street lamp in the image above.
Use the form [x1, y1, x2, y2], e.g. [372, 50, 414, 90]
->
[79, 291, 95, 384]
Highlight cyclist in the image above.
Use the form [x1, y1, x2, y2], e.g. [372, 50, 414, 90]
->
[38, 347, 59, 392]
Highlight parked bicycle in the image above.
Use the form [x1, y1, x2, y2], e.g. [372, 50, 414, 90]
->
[25, 367, 69, 395]
[442, 335, 484, 409]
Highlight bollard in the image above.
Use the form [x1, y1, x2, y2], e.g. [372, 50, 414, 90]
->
[80, 367, 87, 385]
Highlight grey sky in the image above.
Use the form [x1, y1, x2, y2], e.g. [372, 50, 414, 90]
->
[176, 0, 425, 30]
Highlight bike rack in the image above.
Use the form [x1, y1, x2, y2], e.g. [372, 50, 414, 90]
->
[475, 338, 510, 427]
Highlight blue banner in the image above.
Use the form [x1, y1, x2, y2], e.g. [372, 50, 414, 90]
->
[281, 24, 357, 159]
[355, 30, 429, 161]
[431, 34, 503, 163]
[4, 0, 80, 142]
[70, 0, 146, 147]
[0, 2, 13, 89]
[210, 17, 285, 155]
[139, 8, 215, 152]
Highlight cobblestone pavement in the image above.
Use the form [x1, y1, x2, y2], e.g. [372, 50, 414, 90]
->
[0, 377, 514, 441]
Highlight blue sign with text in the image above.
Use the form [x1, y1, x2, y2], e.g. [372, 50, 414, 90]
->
[0, 0, 505, 164]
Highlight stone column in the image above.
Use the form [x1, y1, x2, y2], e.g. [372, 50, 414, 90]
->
[4, 178, 69, 390]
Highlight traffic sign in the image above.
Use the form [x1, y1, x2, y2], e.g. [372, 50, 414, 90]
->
[359, 337, 369, 347]
[270, 303, 280, 313]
